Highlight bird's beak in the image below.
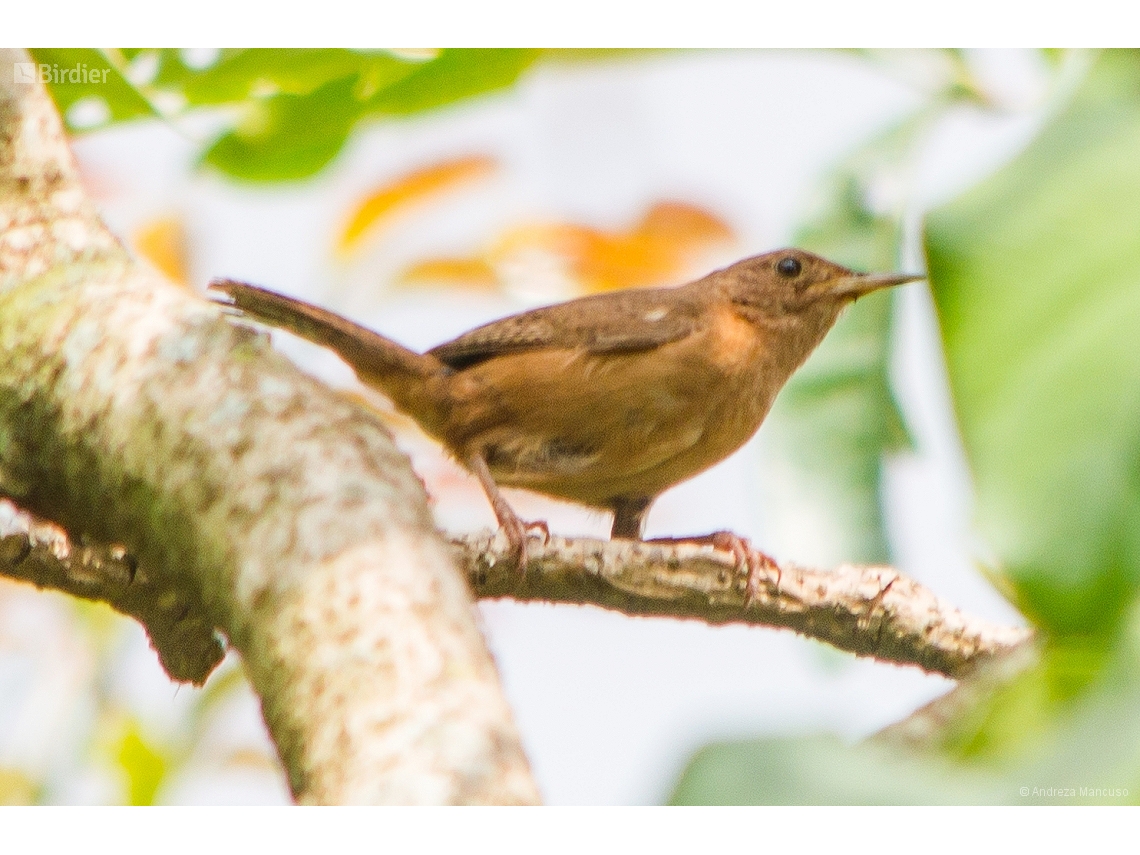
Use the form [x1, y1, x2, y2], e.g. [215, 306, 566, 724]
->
[830, 271, 925, 298]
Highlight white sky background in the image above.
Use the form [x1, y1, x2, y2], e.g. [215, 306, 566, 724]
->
[3, 49, 1057, 804]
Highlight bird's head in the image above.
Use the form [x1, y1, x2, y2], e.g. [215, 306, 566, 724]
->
[717, 248, 923, 336]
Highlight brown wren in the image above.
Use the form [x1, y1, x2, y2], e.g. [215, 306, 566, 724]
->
[210, 249, 921, 595]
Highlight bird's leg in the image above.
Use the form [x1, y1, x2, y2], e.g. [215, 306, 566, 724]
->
[642, 530, 779, 606]
[467, 453, 548, 572]
[610, 496, 653, 540]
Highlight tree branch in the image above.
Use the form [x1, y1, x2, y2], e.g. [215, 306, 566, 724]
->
[0, 498, 223, 683]
[457, 531, 1031, 679]
[0, 495, 1030, 687]
[0, 49, 538, 805]
[876, 640, 1040, 748]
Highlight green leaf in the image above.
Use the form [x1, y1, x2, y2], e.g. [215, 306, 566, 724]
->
[149, 49, 202, 90]
[179, 49, 418, 106]
[201, 75, 363, 182]
[27, 48, 158, 132]
[32, 49, 546, 182]
[199, 49, 544, 181]
[926, 50, 1140, 634]
[366, 49, 542, 116]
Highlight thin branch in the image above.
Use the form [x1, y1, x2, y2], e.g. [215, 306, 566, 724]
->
[877, 640, 1040, 748]
[457, 531, 1031, 679]
[0, 501, 1030, 686]
[0, 499, 223, 684]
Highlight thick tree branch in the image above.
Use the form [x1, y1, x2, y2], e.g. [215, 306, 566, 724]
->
[458, 531, 1031, 679]
[0, 49, 538, 805]
[0, 498, 223, 683]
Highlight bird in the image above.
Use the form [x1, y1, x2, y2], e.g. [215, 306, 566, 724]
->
[210, 249, 921, 596]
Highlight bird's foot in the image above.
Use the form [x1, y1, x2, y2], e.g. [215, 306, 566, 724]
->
[467, 452, 547, 574]
[499, 514, 550, 573]
[645, 530, 778, 605]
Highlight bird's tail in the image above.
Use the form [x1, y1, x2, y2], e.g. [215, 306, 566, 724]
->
[209, 279, 451, 435]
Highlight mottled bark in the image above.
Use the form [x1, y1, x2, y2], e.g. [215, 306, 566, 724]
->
[460, 531, 1031, 679]
[0, 49, 538, 805]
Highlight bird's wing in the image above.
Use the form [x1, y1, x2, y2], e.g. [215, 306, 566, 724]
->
[428, 286, 703, 369]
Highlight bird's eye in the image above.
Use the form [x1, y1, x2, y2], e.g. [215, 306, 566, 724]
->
[776, 256, 802, 278]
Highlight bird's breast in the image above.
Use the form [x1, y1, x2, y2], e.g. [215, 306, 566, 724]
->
[704, 304, 770, 374]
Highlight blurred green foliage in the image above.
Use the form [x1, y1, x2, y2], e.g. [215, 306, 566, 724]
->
[114, 720, 167, 806]
[0, 767, 40, 805]
[766, 62, 992, 568]
[675, 49, 1140, 804]
[673, 615, 1140, 804]
[30, 48, 543, 182]
[52, 601, 265, 805]
[928, 49, 1140, 636]
[768, 150, 914, 565]
[28, 48, 158, 125]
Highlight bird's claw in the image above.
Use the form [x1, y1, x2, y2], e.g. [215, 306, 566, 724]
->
[648, 530, 778, 606]
[525, 519, 550, 543]
[500, 516, 550, 574]
[702, 531, 779, 606]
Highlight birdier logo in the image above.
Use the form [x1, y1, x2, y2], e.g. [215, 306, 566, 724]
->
[13, 62, 109, 85]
